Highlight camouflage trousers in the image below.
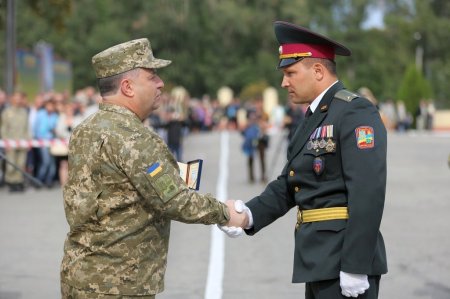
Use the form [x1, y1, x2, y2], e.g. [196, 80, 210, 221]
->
[61, 282, 156, 299]
[4, 149, 27, 184]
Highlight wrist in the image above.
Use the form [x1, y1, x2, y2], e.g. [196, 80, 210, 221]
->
[221, 202, 231, 225]
[244, 206, 254, 229]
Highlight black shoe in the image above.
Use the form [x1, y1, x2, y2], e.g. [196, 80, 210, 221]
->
[16, 183, 25, 192]
[8, 183, 19, 192]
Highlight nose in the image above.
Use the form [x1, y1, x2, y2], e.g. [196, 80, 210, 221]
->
[155, 75, 165, 89]
[281, 76, 289, 88]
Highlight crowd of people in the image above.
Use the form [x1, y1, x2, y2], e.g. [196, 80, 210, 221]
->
[0, 87, 99, 192]
[0, 86, 272, 192]
[357, 87, 436, 132]
[0, 83, 437, 193]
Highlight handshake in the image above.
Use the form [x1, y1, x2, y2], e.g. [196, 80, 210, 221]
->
[219, 200, 253, 237]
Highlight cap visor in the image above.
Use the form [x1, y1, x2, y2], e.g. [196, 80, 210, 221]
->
[149, 58, 171, 69]
[278, 58, 302, 69]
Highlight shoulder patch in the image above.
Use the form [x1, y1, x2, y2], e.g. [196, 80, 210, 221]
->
[335, 90, 359, 102]
[355, 126, 375, 149]
[146, 162, 181, 203]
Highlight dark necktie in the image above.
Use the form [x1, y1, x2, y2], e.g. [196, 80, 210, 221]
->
[295, 107, 312, 134]
[304, 107, 313, 119]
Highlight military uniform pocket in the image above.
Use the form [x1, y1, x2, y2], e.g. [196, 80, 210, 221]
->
[304, 138, 339, 177]
[313, 219, 347, 232]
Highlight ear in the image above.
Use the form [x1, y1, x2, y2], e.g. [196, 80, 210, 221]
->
[120, 78, 134, 97]
[312, 63, 325, 80]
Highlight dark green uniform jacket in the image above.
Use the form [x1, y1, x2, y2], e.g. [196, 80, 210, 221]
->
[246, 81, 388, 283]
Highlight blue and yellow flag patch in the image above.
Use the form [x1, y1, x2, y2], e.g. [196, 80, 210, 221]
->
[147, 162, 163, 177]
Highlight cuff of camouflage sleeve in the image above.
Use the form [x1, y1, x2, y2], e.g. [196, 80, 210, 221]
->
[218, 202, 230, 226]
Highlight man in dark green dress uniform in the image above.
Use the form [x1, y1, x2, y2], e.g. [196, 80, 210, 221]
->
[220, 21, 387, 298]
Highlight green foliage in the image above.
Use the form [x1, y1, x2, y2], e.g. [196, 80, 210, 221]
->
[397, 64, 433, 113]
[239, 80, 269, 102]
[0, 0, 449, 107]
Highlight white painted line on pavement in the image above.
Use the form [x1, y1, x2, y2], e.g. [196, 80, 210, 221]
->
[204, 131, 229, 299]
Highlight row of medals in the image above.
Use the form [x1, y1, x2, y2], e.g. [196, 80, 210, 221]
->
[307, 138, 336, 152]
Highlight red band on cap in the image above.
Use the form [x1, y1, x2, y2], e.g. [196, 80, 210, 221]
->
[279, 43, 335, 60]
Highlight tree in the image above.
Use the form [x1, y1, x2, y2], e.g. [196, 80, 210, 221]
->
[384, 0, 450, 107]
[397, 64, 433, 114]
[0, 0, 449, 106]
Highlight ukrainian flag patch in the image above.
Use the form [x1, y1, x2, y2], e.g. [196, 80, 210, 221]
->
[147, 162, 163, 177]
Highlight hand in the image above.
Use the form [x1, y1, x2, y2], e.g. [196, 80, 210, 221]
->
[339, 271, 369, 297]
[218, 200, 251, 238]
[233, 200, 253, 229]
[225, 200, 249, 228]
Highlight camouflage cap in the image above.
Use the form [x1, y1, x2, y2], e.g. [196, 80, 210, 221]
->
[92, 38, 171, 79]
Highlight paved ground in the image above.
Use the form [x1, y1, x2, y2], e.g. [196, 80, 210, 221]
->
[0, 129, 449, 298]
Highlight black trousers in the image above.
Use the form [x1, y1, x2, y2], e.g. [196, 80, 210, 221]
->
[305, 275, 380, 299]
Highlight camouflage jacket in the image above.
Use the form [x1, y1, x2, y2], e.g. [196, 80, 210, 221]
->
[61, 103, 229, 295]
[0, 106, 29, 140]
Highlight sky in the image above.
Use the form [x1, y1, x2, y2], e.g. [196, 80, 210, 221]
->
[363, 2, 385, 29]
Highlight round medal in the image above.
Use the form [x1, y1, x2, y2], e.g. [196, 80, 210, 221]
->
[313, 140, 319, 150]
[319, 139, 327, 148]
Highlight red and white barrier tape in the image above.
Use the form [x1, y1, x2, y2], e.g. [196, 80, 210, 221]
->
[0, 138, 69, 149]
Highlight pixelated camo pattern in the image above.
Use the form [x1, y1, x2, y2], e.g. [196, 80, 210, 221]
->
[61, 103, 229, 295]
[92, 38, 171, 79]
[61, 282, 155, 298]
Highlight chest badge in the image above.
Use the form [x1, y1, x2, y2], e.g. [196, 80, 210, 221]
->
[313, 156, 325, 176]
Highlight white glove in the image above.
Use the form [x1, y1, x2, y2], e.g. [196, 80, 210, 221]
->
[339, 271, 369, 297]
[218, 200, 253, 237]
[217, 225, 243, 238]
[234, 200, 253, 229]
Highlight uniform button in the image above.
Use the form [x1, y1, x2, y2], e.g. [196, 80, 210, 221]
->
[295, 186, 300, 192]
[289, 170, 295, 177]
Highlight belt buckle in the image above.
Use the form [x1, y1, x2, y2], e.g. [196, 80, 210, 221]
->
[295, 208, 303, 231]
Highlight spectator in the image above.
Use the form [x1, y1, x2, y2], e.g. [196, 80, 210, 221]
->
[84, 87, 102, 117]
[284, 101, 306, 141]
[380, 99, 397, 130]
[256, 110, 269, 183]
[396, 100, 411, 132]
[34, 99, 59, 187]
[225, 98, 240, 130]
[426, 100, 436, 130]
[1, 92, 30, 192]
[415, 100, 428, 131]
[26, 94, 45, 177]
[241, 109, 261, 183]
[164, 107, 186, 162]
[54, 102, 79, 185]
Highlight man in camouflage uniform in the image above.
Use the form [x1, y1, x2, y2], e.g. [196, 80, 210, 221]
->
[0, 92, 30, 192]
[61, 38, 245, 298]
